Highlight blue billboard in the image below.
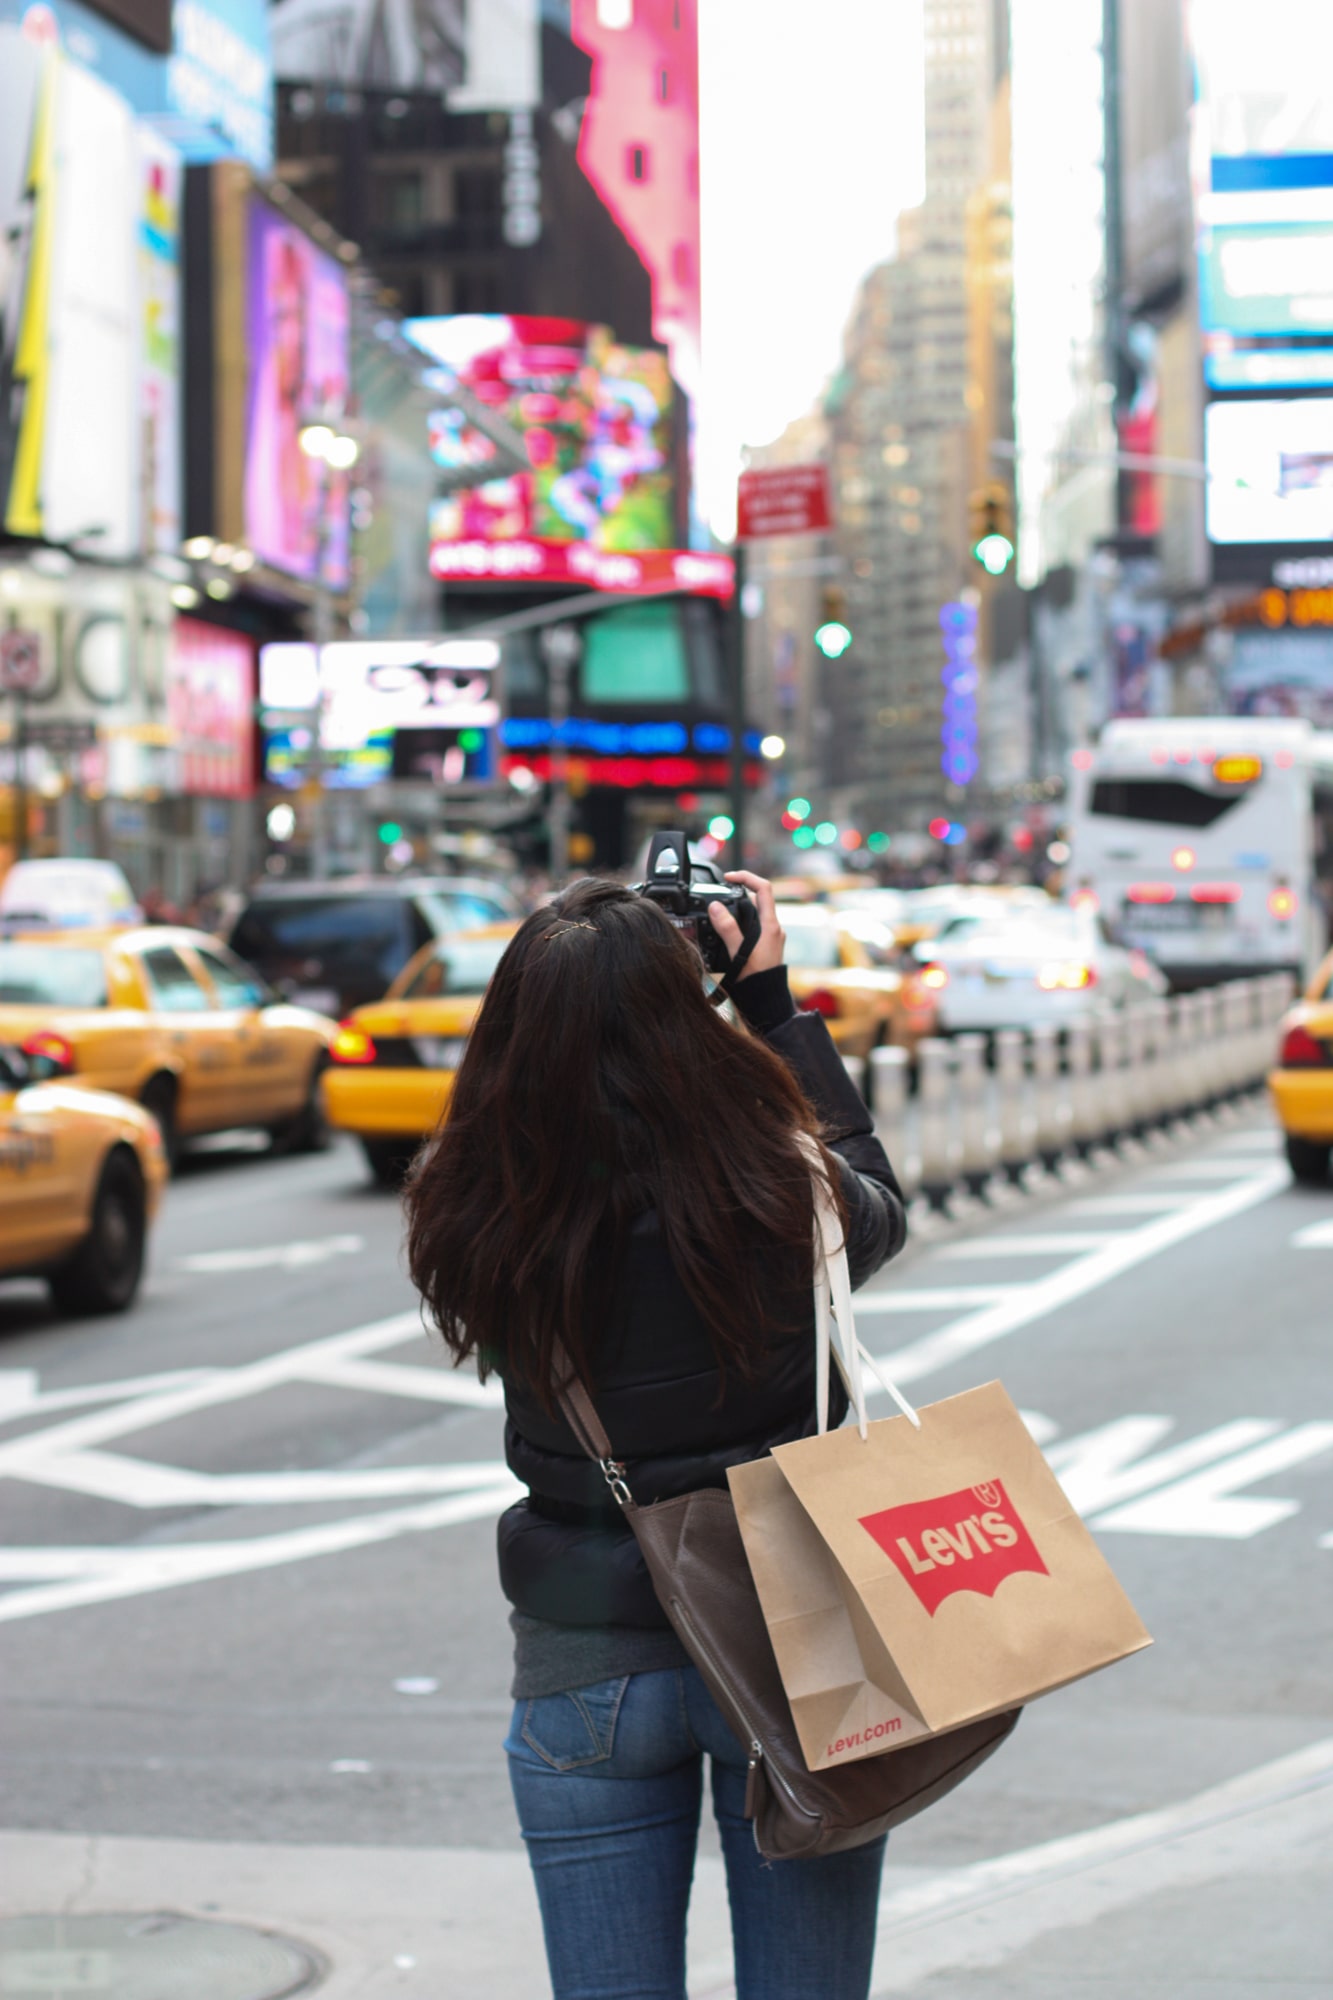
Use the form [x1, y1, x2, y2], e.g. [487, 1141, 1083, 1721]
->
[0, 0, 272, 168]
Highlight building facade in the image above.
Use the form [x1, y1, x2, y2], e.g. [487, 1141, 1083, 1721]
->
[819, 0, 1006, 836]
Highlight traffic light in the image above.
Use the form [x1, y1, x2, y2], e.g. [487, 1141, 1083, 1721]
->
[814, 585, 853, 659]
[968, 483, 1015, 576]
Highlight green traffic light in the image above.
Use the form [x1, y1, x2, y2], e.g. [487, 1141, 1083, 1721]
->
[973, 531, 1015, 577]
[459, 728, 484, 752]
[378, 821, 403, 844]
[815, 621, 853, 660]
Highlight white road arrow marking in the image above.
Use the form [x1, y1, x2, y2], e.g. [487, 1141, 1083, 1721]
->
[1291, 1217, 1333, 1248]
[0, 1369, 218, 1422]
[1092, 1424, 1333, 1538]
[1046, 1417, 1283, 1518]
[175, 1235, 365, 1273]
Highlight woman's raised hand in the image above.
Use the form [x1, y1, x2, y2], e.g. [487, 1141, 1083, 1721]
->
[708, 871, 785, 981]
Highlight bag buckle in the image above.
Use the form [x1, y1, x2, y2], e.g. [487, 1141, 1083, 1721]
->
[600, 1456, 634, 1508]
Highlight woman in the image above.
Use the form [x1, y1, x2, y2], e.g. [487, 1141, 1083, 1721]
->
[406, 870, 908, 2000]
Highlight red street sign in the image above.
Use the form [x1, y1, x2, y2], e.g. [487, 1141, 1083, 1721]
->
[736, 463, 833, 542]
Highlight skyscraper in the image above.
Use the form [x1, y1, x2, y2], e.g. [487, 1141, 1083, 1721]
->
[822, 0, 1006, 832]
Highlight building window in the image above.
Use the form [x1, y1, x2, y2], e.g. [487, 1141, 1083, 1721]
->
[657, 65, 671, 102]
[627, 143, 650, 184]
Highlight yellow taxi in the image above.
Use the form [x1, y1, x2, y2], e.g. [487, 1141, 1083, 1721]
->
[0, 928, 336, 1169]
[0, 1041, 166, 1313]
[324, 924, 519, 1184]
[1268, 949, 1333, 1184]
[778, 905, 938, 1060]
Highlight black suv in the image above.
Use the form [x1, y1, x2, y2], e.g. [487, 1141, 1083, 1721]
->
[226, 876, 521, 1016]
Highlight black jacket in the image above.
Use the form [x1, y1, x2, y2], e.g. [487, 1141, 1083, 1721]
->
[497, 970, 908, 1628]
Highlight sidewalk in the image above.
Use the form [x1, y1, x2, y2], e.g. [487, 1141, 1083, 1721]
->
[4, 1737, 1330, 1998]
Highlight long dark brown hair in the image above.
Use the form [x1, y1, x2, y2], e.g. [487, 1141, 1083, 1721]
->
[404, 876, 844, 1402]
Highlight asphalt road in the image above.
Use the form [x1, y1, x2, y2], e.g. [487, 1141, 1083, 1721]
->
[1, 1109, 1330, 1996]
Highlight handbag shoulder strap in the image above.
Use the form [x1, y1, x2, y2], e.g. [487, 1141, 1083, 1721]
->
[552, 1340, 635, 1508]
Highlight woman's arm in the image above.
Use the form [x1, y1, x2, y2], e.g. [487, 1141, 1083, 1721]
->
[709, 875, 908, 1287]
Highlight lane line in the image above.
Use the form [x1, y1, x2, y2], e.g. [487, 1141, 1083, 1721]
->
[852, 1286, 1021, 1313]
[0, 1480, 522, 1623]
[9, 1451, 516, 1510]
[0, 1369, 219, 1422]
[939, 1231, 1121, 1258]
[0, 1311, 428, 1473]
[174, 1236, 365, 1274]
[1292, 1218, 1333, 1248]
[299, 1355, 504, 1408]
[868, 1164, 1286, 1389]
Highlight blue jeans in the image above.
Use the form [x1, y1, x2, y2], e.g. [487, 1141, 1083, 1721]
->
[505, 1665, 886, 2000]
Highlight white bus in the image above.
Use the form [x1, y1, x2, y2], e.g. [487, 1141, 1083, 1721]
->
[1065, 718, 1333, 988]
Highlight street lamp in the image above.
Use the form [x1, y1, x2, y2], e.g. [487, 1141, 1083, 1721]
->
[298, 419, 359, 876]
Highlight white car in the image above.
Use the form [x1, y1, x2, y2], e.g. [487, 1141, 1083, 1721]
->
[0, 859, 141, 931]
[914, 907, 1167, 1034]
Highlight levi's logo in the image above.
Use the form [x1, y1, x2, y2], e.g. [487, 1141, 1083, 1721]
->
[858, 1479, 1048, 1616]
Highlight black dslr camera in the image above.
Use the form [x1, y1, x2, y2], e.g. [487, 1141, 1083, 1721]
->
[631, 829, 761, 980]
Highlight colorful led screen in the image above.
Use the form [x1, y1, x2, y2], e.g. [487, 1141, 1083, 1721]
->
[243, 196, 350, 586]
[408, 314, 680, 588]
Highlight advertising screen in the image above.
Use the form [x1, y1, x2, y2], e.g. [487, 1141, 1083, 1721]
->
[259, 637, 499, 788]
[243, 195, 350, 587]
[1193, 0, 1333, 390]
[408, 314, 683, 588]
[167, 617, 254, 797]
[1205, 398, 1333, 544]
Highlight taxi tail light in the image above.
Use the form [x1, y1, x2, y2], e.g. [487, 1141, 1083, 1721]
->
[21, 1029, 75, 1074]
[1279, 1024, 1328, 1069]
[1036, 962, 1096, 992]
[800, 987, 842, 1019]
[1268, 886, 1297, 921]
[330, 1020, 377, 1065]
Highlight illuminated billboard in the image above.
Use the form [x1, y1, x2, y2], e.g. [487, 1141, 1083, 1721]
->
[570, 0, 700, 402]
[405, 313, 717, 592]
[0, 29, 178, 560]
[243, 194, 351, 587]
[1205, 398, 1333, 545]
[259, 636, 499, 788]
[1193, 0, 1333, 390]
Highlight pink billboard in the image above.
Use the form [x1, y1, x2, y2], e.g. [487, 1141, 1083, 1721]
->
[571, 0, 701, 401]
[167, 618, 256, 798]
[243, 196, 350, 586]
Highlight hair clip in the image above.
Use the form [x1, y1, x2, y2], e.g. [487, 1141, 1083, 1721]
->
[542, 920, 598, 942]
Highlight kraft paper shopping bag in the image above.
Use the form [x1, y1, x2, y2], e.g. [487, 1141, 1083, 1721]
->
[730, 1381, 1151, 1773]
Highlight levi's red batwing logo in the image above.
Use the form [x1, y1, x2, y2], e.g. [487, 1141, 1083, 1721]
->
[858, 1479, 1048, 1615]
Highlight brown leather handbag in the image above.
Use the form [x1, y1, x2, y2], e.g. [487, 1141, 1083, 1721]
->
[556, 1368, 1020, 1861]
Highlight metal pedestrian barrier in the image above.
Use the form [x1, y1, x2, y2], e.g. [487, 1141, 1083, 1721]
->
[856, 973, 1294, 1212]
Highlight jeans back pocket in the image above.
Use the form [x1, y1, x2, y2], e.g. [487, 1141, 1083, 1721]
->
[516, 1676, 631, 1772]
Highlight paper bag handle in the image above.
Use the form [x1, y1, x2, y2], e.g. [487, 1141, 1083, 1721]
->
[800, 1135, 921, 1439]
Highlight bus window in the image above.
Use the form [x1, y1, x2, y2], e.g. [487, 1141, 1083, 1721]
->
[1090, 779, 1245, 829]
